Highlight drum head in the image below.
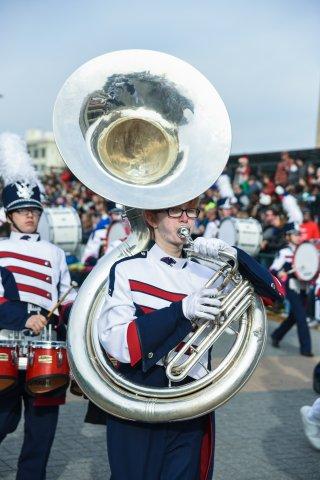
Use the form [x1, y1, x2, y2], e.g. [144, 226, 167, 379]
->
[38, 208, 82, 254]
[293, 242, 320, 281]
[218, 217, 262, 256]
[218, 218, 237, 246]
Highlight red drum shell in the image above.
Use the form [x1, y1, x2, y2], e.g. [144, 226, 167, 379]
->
[26, 341, 69, 395]
[0, 342, 18, 393]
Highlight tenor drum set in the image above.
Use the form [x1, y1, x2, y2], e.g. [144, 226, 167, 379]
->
[218, 217, 262, 257]
[0, 330, 69, 395]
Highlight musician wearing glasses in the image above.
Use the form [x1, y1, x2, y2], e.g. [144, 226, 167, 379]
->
[98, 199, 284, 480]
[0, 133, 76, 480]
[270, 222, 313, 357]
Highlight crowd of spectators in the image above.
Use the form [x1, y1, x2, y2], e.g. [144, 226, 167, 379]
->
[39, 151, 320, 262]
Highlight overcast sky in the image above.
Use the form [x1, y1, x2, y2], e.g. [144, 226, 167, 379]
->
[0, 0, 319, 154]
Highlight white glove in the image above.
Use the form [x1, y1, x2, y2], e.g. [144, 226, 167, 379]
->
[193, 237, 237, 259]
[182, 288, 221, 322]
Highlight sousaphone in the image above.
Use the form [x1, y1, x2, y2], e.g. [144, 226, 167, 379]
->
[53, 50, 266, 422]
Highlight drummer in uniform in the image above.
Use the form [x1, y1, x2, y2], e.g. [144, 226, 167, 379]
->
[0, 133, 76, 480]
[81, 207, 126, 265]
[270, 222, 313, 356]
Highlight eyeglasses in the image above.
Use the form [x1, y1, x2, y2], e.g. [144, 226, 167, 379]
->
[14, 208, 42, 217]
[164, 208, 200, 219]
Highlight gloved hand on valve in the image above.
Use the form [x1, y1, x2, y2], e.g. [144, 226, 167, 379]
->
[193, 237, 236, 259]
[182, 288, 221, 322]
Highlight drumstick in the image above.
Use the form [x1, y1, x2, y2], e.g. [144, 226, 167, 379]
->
[46, 281, 78, 320]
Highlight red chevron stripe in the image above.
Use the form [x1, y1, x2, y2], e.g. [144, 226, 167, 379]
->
[17, 283, 52, 300]
[129, 280, 186, 302]
[127, 321, 142, 366]
[0, 251, 51, 267]
[271, 275, 285, 297]
[6, 266, 52, 284]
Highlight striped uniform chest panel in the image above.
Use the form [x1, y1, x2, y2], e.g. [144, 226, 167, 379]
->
[0, 240, 59, 309]
[127, 259, 211, 312]
[123, 257, 213, 379]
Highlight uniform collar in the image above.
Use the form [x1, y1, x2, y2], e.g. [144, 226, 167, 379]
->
[10, 231, 40, 242]
[148, 243, 187, 270]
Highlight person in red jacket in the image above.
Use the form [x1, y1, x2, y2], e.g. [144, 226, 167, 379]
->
[300, 209, 320, 242]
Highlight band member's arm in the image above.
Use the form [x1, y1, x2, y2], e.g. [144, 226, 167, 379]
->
[0, 267, 31, 330]
[269, 250, 287, 276]
[193, 238, 285, 301]
[0, 300, 30, 330]
[235, 248, 285, 300]
[98, 263, 193, 372]
[269, 249, 292, 285]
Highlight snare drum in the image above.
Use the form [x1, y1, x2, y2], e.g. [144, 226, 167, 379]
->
[0, 340, 18, 392]
[26, 341, 69, 395]
[38, 207, 82, 254]
[293, 242, 320, 282]
[218, 217, 262, 256]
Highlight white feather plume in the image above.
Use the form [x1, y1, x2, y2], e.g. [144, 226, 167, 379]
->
[0, 132, 38, 186]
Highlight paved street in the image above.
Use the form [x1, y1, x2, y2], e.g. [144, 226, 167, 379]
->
[0, 318, 319, 480]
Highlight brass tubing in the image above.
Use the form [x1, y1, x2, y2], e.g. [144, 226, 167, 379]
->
[166, 284, 254, 381]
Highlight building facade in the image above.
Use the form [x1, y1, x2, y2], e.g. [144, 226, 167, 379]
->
[26, 129, 65, 176]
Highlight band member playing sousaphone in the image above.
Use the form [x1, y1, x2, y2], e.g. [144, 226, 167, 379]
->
[98, 200, 284, 479]
[53, 49, 285, 480]
[0, 133, 76, 480]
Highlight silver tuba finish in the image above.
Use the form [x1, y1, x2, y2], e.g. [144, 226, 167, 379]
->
[53, 50, 266, 422]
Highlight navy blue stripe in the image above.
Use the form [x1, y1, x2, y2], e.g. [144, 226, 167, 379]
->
[108, 252, 148, 296]
[133, 302, 145, 317]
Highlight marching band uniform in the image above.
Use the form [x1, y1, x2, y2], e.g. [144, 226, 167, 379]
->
[81, 209, 128, 265]
[0, 133, 76, 480]
[98, 238, 283, 480]
[270, 222, 312, 356]
[0, 231, 75, 334]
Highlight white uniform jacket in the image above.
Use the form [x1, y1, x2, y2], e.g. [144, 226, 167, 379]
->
[0, 232, 76, 330]
[269, 245, 294, 274]
[269, 244, 304, 293]
[98, 243, 213, 380]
